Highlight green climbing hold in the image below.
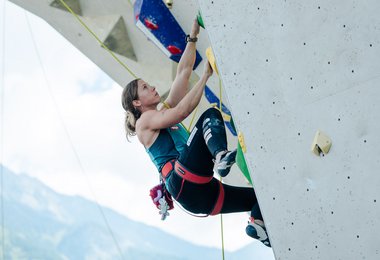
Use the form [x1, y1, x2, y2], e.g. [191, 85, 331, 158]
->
[197, 11, 205, 28]
[236, 141, 252, 185]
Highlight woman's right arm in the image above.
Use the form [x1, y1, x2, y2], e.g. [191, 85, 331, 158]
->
[140, 62, 213, 131]
[164, 19, 200, 108]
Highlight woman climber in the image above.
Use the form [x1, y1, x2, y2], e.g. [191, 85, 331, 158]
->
[121, 18, 270, 247]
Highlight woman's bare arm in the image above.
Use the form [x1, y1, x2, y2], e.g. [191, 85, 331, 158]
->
[164, 19, 200, 108]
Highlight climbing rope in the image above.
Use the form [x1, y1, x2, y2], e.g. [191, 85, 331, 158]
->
[24, 12, 125, 259]
[1, 0, 6, 258]
[186, 96, 200, 131]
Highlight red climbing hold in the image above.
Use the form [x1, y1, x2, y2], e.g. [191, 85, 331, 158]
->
[167, 45, 182, 55]
[144, 18, 159, 30]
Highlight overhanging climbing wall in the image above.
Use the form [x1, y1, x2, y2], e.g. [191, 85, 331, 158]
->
[198, 1, 380, 259]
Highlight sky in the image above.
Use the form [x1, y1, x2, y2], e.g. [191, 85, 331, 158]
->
[0, 0, 267, 253]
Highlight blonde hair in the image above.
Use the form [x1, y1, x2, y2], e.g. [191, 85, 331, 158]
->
[121, 79, 141, 141]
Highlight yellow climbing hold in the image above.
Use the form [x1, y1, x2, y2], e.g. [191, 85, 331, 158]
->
[221, 111, 231, 122]
[206, 47, 219, 75]
[210, 103, 231, 121]
[238, 131, 247, 153]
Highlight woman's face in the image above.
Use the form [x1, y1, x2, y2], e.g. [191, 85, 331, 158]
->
[135, 80, 160, 108]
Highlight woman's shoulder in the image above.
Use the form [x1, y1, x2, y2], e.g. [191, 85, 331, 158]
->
[135, 110, 162, 134]
[136, 119, 160, 148]
[138, 109, 161, 126]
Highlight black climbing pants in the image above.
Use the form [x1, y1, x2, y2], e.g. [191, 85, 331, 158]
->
[165, 108, 262, 219]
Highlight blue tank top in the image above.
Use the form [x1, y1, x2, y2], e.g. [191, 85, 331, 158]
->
[146, 124, 189, 172]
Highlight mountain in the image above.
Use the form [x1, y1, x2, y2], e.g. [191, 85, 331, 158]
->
[0, 165, 274, 259]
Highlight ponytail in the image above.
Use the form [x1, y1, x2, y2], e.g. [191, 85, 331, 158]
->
[121, 79, 141, 141]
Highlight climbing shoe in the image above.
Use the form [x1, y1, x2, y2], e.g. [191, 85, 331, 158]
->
[246, 218, 271, 247]
[215, 149, 237, 177]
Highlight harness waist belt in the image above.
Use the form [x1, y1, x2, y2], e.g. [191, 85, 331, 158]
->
[161, 159, 224, 216]
[161, 160, 213, 184]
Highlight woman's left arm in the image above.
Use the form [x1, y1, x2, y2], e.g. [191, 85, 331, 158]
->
[164, 19, 200, 108]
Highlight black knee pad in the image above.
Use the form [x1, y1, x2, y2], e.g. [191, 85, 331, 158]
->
[201, 108, 227, 157]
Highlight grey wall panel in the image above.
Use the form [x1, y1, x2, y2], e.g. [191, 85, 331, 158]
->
[198, 0, 380, 259]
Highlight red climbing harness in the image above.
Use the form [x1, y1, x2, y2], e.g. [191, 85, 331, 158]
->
[162, 159, 212, 183]
[161, 159, 225, 216]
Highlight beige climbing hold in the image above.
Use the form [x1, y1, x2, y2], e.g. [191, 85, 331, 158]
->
[311, 130, 332, 156]
[165, 0, 173, 8]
